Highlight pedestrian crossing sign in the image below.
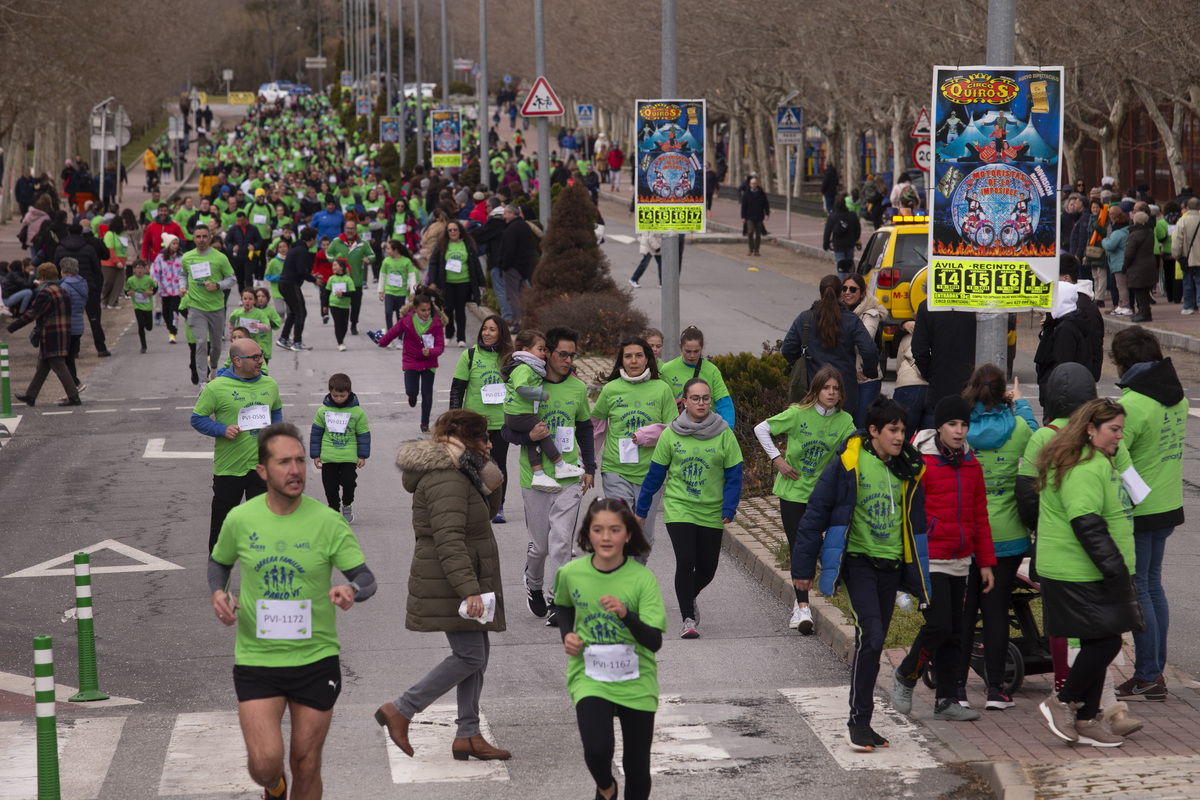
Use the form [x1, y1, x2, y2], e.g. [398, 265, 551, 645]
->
[776, 106, 803, 145]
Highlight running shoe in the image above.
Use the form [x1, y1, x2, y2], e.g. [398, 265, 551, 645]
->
[169, 333, 176, 344]
[891, 668, 914, 715]
[351, 324, 358, 335]
[934, 698, 980, 721]
[545, 607, 558, 628]
[866, 726, 889, 748]
[263, 774, 287, 799]
[526, 584, 547, 618]
[276, 337, 291, 349]
[291, 341, 312, 351]
[1074, 718, 1124, 747]
[845, 723, 876, 752]
[680, 618, 699, 639]
[367, 329, 383, 344]
[796, 605, 813, 635]
[1115, 676, 1166, 701]
[337, 344, 347, 351]
[985, 687, 1016, 710]
[342, 505, 354, 523]
[492, 506, 506, 524]
[1039, 694, 1080, 742]
[788, 600, 803, 629]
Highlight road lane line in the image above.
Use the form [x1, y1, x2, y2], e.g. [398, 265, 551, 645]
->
[129, 407, 161, 412]
[85, 409, 117, 413]
[158, 712, 261, 796]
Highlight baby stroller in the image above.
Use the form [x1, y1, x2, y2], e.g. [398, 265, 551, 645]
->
[923, 557, 1053, 694]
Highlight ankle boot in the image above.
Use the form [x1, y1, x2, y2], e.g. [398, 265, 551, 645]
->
[374, 703, 414, 756]
[451, 733, 511, 761]
[1103, 701, 1143, 736]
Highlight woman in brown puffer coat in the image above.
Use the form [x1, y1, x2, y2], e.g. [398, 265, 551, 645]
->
[374, 410, 513, 763]
[1124, 210, 1158, 322]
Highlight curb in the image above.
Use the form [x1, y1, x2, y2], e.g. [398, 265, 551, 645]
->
[1101, 311, 1200, 355]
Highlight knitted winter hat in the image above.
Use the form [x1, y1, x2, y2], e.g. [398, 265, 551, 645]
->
[934, 395, 972, 430]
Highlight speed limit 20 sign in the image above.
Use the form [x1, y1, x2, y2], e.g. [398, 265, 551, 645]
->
[912, 141, 932, 173]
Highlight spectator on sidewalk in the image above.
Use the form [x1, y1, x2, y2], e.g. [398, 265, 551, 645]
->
[821, 162, 839, 215]
[1124, 209, 1157, 322]
[1034, 281, 1093, 413]
[1101, 209, 1131, 315]
[6, 263, 82, 407]
[741, 176, 769, 257]
[823, 196, 861, 277]
[910, 301, 976, 431]
[495, 204, 535, 327]
[1171, 197, 1200, 314]
[54, 223, 109, 357]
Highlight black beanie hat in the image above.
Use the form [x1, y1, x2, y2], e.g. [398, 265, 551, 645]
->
[934, 395, 971, 430]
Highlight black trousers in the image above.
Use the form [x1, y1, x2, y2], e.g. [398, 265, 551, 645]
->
[489, 428, 510, 506]
[279, 281, 306, 342]
[575, 697, 655, 800]
[65, 334, 82, 385]
[842, 555, 901, 724]
[210, 471, 267, 552]
[443, 281, 471, 342]
[347, 287, 363, 326]
[1058, 635, 1123, 720]
[405, 369, 436, 426]
[779, 499, 809, 603]
[85, 286, 107, 353]
[897, 571, 966, 700]
[135, 308, 153, 347]
[330, 306, 350, 344]
[664, 522, 723, 621]
[1131, 287, 1152, 318]
[232, 256, 253, 293]
[320, 461, 358, 509]
[956, 554, 1023, 691]
[161, 295, 181, 335]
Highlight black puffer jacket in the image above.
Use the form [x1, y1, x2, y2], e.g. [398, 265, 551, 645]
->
[1123, 215, 1158, 289]
[54, 235, 102, 291]
[910, 302, 977, 419]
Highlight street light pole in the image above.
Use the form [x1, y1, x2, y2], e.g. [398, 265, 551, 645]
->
[660, 0, 680, 359]
[317, 0, 323, 92]
[296, 0, 302, 85]
[535, 0, 550, 230]
[440, 0, 450, 108]
[976, 0, 1015, 371]
[384, 0, 392, 113]
[398, 0, 407, 159]
[479, 0, 488, 173]
[414, 0, 424, 166]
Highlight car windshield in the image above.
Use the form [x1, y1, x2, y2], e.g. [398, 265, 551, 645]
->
[892, 232, 928, 269]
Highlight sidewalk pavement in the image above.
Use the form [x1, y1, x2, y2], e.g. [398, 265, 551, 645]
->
[723, 494, 1200, 800]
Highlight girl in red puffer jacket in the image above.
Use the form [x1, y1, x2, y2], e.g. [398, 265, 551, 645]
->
[891, 394, 995, 723]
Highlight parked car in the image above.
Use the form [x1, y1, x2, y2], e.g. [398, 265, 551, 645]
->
[257, 82, 291, 102]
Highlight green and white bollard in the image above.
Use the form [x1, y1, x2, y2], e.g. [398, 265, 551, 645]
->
[34, 635, 61, 800]
[68, 553, 108, 702]
[1, 342, 13, 418]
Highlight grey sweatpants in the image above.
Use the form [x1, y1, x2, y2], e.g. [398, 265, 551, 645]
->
[601, 472, 663, 564]
[394, 630, 490, 738]
[187, 308, 225, 372]
[523, 482, 584, 601]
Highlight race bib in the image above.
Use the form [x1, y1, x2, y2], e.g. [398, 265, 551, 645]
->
[333, 284, 345, 296]
[134, 292, 148, 304]
[481, 383, 505, 404]
[618, 438, 639, 464]
[583, 644, 639, 682]
[446, 258, 463, 274]
[386, 272, 407, 288]
[325, 411, 351, 434]
[396, 223, 407, 234]
[237, 404, 270, 431]
[421, 333, 435, 348]
[191, 262, 212, 280]
[253, 213, 267, 225]
[555, 425, 575, 454]
[255, 599, 312, 640]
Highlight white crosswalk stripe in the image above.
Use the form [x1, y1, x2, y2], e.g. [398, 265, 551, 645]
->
[0, 717, 126, 800]
[158, 711, 261, 796]
[612, 694, 736, 775]
[606, 234, 636, 244]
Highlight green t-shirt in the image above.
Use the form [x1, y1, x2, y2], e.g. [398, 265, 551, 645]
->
[658, 357, 731, 404]
[1119, 386, 1187, 520]
[257, 305, 282, 360]
[551, 556, 667, 713]
[325, 236, 372, 285]
[312, 402, 370, 463]
[765, 405, 855, 502]
[380, 256, 419, 297]
[504, 362, 544, 416]
[221, 210, 241, 231]
[192, 373, 282, 476]
[650, 426, 742, 526]
[104, 230, 130, 259]
[337, 193, 361, 214]
[327, 274, 356, 309]
[141, 199, 160, 222]
[972, 416, 1034, 547]
[444, 241, 470, 285]
[265, 255, 285, 299]
[518, 374, 591, 489]
[1036, 450, 1135, 582]
[181, 248, 235, 312]
[1019, 417, 1132, 479]
[229, 307, 275, 356]
[847, 448, 905, 559]
[452, 347, 506, 429]
[248, 202, 275, 240]
[211, 494, 366, 668]
[174, 208, 196, 241]
[592, 378, 678, 483]
[123, 275, 157, 310]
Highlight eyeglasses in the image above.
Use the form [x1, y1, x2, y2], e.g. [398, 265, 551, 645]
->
[233, 354, 265, 362]
[841, 286, 859, 294]
[553, 350, 577, 360]
[686, 395, 712, 404]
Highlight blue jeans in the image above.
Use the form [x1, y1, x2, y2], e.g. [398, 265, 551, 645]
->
[854, 380, 883, 429]
[488, 266, 512, 321]
[1181, 266, 1200, 311]
[892, 385, 927, 434]
[631, 253, 662, 284]
[4, 289, 33, 313]
[1132, 527, 1172, 682]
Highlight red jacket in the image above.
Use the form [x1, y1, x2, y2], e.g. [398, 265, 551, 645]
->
[912, 429, 996, 566]
[142, 220, 184, 262]
[377, 304, 445, 371]
[607, 148, 624, 171]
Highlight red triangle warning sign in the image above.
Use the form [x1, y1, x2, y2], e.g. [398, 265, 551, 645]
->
[520, 76, 564, 117]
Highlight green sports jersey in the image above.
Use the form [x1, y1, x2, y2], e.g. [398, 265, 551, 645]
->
[221, 209, 241, 231]
[847, 449, 905, 560]
[337, 193, 361, 214]
[257, 306, 282, 360]
[1019, 418, 1132, 478]
[517, 374, 591, 489]
[443, 241, 470, 285]
[380, 256, 419, 297]
[174, 209, 196, 241]
[1119, 386, 1187, 521]
[312, 402, 370, 463]
[452, 347, 505, 429]
[141, 199, 160, 221]
[181, 248, 235, 312]
[552, 556, 667, 713]
[212, 494, 366, 668]
[503, 362, 543, 416]
[123, 275, 157, 310]
[104, 230, 130, 260]
[972, 416, 1034, 548]
[591, 377, 678, 483]
[193, 373, 282, 476]
[650, 426, 742, 526]
[229, 307, 275, 356]
[1036, 450, 1134, 582]
[658, 357, 731, 403]
[248, 202, 275, 240]
[265, 256, 285, 300]
[327, 274, 356, 308]
[765, 405, 855, 503]
[325, 236, 372, 286]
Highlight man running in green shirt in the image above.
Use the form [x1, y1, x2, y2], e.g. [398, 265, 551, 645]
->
[209, 422, 376, 800]
[182, 225, 238, 379]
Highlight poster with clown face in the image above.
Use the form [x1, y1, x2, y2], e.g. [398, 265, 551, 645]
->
[635, 99, 706, 233]
[929, 67, 1063, 302]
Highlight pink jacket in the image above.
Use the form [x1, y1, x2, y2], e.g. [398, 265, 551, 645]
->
[378, 304, 446, 371]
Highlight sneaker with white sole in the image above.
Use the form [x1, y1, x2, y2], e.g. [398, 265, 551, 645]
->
[628, 278, 640, 289]
[892, 668, 914, 715]
[796, 605, 814, 635]
[934, 698, 981, 721]
[341, 504, 354, 523]
[680, 618, 699, 639]
[788, 600, 803, 629]
[553, 461, 586, 479]
[1039, 694, 1080, 742]
[845, 723, 877, 752]
[337, 344, 347, 351]
[530, 472, 564, 492]
[1074, 718, 1124, 747]
[1182, 308, 1196, 315]
[985, 687, 1016, 710]
[526, 584, 547, 618]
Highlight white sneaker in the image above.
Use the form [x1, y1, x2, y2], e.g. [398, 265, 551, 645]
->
[530, 472, 564, 493]
[796, 605, 814, 635]
[629, 278, 640, 289]
[337, 343, 347, 351]
[456, 340, 467, 347]
[553, 461, 586, 479]
[788, 600, 803, 629]
[1182, 308, 1196, 315]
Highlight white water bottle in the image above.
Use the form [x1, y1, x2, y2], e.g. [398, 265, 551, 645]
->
[895, 592, 914, 612]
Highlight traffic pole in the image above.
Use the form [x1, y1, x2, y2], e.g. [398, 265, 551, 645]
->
[786, 145, 793, 240]
[34, 636, 61, 800]
[660, 0, 680, 360]
[1, 343, 13, 419]
[534, 0, 551, 230]
[414, 0, 425, 167]
[68, 553, 108, 702]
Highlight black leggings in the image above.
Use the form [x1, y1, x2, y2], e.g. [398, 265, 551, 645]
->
[330, 306, 350, 344]
[665, 522, 723, 621]
[279, 281, 307, 342]
[778, 499, 809, 604]
[897, 571, 966, 700]
[575, 696, 654, 800]
[1058, 635, 1123, 721]
[135, 308, 153, 347]
[405, 369, 435, 426]
[488, 428, 510, 506]
[161, 295, 181, 335]
[443, 281, 471, 342]
[955, 554, 1024, 691]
